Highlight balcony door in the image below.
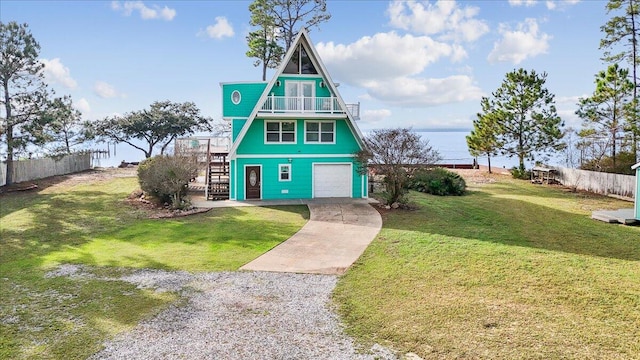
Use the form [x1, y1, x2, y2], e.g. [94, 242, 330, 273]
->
[285, 81, 315, 111]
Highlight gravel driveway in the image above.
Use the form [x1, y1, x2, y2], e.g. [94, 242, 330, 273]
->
[61, 268, 398, 360]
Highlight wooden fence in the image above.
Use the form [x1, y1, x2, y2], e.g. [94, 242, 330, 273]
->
[551, 166, 636, 199]
[0, 153, 92, 186]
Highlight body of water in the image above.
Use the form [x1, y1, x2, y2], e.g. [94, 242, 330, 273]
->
[90, 131, 565, 170]
[420, 131, 565, 170]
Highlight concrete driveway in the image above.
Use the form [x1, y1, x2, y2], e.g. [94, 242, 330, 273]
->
[240, 202, 382, 275]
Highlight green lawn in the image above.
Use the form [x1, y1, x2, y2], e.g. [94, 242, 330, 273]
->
[0, 171, 308, 359]
[335, 177, 640, 359]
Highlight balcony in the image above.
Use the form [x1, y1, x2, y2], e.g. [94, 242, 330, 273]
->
[259, 95, 360, 120]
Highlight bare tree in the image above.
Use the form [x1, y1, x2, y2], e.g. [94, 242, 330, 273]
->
[246, 0, 331, 77]
[356, 128, 441, 205]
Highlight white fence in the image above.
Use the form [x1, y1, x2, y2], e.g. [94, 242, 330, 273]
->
[551, 166, 636, 199]
[0, 153, 92, 186]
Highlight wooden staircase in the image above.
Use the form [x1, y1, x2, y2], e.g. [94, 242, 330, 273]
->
[207, 152, 230, 200]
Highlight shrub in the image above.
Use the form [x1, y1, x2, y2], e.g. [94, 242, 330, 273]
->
[409, 168, 466, 196]
[580, 151, 636, 175]
[137, 155, 199, 209]
[510, 167, 531, 180]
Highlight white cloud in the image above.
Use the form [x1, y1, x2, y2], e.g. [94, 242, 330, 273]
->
[509, 0, 581, 10]
[111, 1, 176, 21]
[365, 76, 484, 107]
[361, 109, 392, 124]
[200, 17, 234, 39]
[93, 81, 123, 99]
[487, 18, 551, 64]
[317, 32, 462, 85]
[555, 94, 584, 128]
[387, 0, 489, 42]
[74, 98, 91, 114]
[316, 32, 481, 107]
[41, 58, 77, 89]
[508, 0, 537, 6]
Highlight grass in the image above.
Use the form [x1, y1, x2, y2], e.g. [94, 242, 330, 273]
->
[0, 171, 308, 359]
[334, 177, 640, 359]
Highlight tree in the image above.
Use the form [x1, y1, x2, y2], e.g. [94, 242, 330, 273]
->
[356, 128, 441, 205]
[600, 0, 640, 160]
[482, 69, 564, 173]
[466, 101, 503, 174]
[0, 21, 52, 185]
[90, 100, 212, 159]
[247, 0, 285, 81]
[28, 95, 87, 155]
[245, 0, 331, 76]
[576, 64, 634, 168]
[269, 0, 331, 51]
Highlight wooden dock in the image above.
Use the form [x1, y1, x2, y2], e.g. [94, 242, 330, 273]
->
[591, 209, 637, 225]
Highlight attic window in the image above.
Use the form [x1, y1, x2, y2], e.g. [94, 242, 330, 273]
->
[283, 44, 318, 75]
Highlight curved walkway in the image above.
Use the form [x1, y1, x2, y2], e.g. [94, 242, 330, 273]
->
[241, 202, 383, 275]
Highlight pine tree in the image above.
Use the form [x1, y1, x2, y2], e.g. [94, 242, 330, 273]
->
[466, 100, 503, 173]
[600, 0, 640, 161]
[483, 69, 565, 172]
[576, 64, 634, 168]
[0, 21, 52, 185]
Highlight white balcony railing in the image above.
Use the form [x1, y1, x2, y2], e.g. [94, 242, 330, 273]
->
[259, 95, 360, 119]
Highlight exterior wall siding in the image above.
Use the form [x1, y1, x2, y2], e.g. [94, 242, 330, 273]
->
[221, 83, 267, 118]
[269, 75, 332, 98]
[236, 119, 359, 155]
[233, 156, 365, 200]
[232, 119, 246, 142]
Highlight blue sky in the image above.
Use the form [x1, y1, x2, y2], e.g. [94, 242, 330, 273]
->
[2, 0, 610, 133]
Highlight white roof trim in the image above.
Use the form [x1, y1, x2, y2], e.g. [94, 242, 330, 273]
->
[228, 28, 366, 157]
[632, 162, 640, 170]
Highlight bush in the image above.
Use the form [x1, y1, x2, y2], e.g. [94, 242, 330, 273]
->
[409, 168, 466, 196]
[510, 167, 531, 180]
[137, 155, 199, 209]
[580, 151, 636, 175]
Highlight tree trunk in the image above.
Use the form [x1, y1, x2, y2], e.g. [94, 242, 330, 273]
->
[487, 154, 492, 174]
[262, 61, 267, 81]
[65, 134, 71, 154]
[631, 0, 639, 161]
[5, 125, 14, 186]
[612, 127, 617, 168]
[3, 80, 14, 186]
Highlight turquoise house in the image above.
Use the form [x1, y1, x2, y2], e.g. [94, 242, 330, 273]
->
[634, 162, 640, 220]
[221, 29, 367, 201]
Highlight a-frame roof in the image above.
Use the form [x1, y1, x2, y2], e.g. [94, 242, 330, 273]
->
[227, 28, 365, 157]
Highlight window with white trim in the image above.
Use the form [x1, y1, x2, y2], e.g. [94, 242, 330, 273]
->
[279, 164, 291, 181]
[265, 121, 296, 143]
[305, 121, 335, 143]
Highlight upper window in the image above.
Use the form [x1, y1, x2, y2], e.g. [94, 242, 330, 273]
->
[305, 121, 335, 143]
[265, 121, 296, 143]
[283, 44, 318, 74]
[231, 90, 241, 105]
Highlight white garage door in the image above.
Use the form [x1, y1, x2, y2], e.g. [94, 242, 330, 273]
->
[313, 164, 352, 198]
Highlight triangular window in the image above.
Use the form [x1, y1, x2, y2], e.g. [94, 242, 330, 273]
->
[283, 44, 318, 74]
